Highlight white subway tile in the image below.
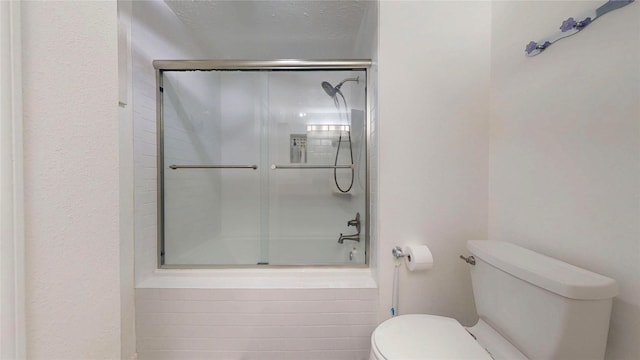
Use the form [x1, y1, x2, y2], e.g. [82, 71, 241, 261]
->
[135, 288, 377, 356]
[138, 350, 370, 360]
[137, 288, 160, 300]
[137, 324, 374, 340]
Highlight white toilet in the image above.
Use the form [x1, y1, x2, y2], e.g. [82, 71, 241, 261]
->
[370, 240, 619, 360]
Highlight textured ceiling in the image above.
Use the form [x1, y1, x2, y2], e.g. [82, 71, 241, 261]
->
[163, 0, 375, 59]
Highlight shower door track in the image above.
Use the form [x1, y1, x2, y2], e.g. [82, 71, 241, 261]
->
[154, 59, 372, 269]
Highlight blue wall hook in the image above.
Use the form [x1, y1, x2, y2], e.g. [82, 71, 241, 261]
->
[525, 0, 635, 57]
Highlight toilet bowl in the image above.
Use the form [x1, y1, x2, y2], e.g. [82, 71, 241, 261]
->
[369, 241, 618, 360]
[369, 315, 527, 360]
[370, 315, 490, 360]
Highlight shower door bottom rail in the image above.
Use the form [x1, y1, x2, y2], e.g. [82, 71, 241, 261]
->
[169, 164, 258, 170]
[270, 164, 354, 170]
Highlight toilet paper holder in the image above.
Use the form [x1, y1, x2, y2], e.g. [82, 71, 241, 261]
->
[395, 246, 475, 265]
[392, 246, 405, 259]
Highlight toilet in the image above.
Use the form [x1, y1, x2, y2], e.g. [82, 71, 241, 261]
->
[370, 241, 619, 360]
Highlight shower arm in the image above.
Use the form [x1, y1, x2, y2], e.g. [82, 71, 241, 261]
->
[321, 77, 359, 99]
[334, 77, 359, 92]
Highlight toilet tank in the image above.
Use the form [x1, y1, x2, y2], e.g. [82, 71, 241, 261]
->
[467, 241, 618, 360]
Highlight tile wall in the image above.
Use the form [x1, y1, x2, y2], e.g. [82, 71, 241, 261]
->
[136, 288, 377, 360]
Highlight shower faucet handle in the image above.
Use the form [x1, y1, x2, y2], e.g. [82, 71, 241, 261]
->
[347, 212, 361, 233]
[338, 212, 361, 244]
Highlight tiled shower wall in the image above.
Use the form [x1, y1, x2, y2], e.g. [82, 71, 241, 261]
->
[136, 288, 377, 360]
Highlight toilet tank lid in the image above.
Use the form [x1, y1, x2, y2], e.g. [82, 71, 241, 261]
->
[467, 241, 618, 300]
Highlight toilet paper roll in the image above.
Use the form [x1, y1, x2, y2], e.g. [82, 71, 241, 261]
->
[404, 245, 433, 271]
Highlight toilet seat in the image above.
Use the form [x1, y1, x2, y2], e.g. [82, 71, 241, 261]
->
[371, 314, 493, 360]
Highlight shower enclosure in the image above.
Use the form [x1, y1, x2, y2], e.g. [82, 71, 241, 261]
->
[155, 60, 370, 267]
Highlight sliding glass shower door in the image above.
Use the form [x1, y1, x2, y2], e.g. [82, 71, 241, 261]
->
[157, 61, 369, 267]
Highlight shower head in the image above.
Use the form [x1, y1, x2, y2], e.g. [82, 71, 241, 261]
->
[322, 81, 338, 97]
[321, 77, 359, 98]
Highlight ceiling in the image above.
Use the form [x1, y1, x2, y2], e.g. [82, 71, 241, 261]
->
[163, 0, 377, 60]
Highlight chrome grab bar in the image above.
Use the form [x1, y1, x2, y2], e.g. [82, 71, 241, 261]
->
[169, 165, 258, 170]
[271, 164, 354, 170]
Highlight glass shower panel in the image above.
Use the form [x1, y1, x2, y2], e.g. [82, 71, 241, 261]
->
[162, 71, 263, 265]
[158, 63, 368, 267]
[267, 70, 367, 265]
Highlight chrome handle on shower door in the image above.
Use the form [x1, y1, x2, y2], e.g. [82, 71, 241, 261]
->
[169, 164, 258, 170]
[270, 164, 354, 169]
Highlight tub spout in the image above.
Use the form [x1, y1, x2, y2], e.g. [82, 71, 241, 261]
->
[338, 233, 360, 243]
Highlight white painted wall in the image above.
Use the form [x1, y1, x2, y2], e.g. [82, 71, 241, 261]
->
[378, 1, 491, 324]
[21, 1, 121, 358]
[118, 1, 137, 358]
[0, 2, 25, 359]
[489, 2, 640, 359]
